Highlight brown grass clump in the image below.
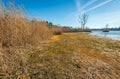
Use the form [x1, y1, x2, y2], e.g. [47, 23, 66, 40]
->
[0, 2, 52, 47]
[0, 1, 52, 78]
[51, 26, 63, 35]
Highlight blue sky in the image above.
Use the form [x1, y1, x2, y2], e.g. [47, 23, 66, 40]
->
[3, 0, 120, 28]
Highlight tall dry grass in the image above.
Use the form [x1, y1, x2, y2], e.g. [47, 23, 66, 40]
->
[0, 2, 52, 47]
[0, 1, 68, 78]
[51, 26, 63, 35]
[0, 1, 52, 78]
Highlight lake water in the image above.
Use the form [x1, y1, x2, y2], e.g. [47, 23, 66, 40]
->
[91, 31, 120, 40]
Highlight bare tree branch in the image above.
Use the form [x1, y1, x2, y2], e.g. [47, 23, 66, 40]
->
[78, 13, 88, 31]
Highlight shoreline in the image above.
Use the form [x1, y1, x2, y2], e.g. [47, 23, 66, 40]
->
[91, 34, 120, 41]
[88, 33, 120, 57]
[65, 32, 120, 57]
[90, 34, 120, 41]
[90, 31, 120, 41]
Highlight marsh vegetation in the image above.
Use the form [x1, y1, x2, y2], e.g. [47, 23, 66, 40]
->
[0, 1, 120, 79]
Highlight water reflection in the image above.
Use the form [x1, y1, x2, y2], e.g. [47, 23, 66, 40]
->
[104, 32, 107, 37]
[91, 31, 120, 40]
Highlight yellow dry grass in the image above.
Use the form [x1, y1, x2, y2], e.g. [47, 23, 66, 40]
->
[50, 35, 61, 42]
[0, 1, 120, 78]
[1, 32, 120, 79]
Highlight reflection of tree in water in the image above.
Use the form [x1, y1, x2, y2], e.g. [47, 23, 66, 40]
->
[103, 32, 107, 37]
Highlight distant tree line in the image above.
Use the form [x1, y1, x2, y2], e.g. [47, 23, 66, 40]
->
[91, 27, 120, 31]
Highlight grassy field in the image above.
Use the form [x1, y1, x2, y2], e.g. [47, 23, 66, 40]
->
[0, 33, 120, 79]
[18, 33, 120, 79]
[0, 1, 120, 79]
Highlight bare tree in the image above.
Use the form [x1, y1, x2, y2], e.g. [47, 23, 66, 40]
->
[106, 24, 109, 29]
[78, 13, 88, 31]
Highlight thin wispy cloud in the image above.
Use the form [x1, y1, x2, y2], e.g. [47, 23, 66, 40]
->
[66, 0, 117, 28]
[70, 0, 96, 18]
[75, 0, 81, 11]
[79, 0, 97, 12]
[74, 0, 113, 14]
[83, 0, 113, 13]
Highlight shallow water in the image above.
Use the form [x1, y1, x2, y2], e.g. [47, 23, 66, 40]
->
[91, 31, 120, 40]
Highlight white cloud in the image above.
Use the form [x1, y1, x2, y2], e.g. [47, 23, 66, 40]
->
[75, 0, 97, 13]
[79, 0, 97, 11]
[66, 0, 118, 28]
[74, 0, 113, 15]
[83, 0, 113, 13]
